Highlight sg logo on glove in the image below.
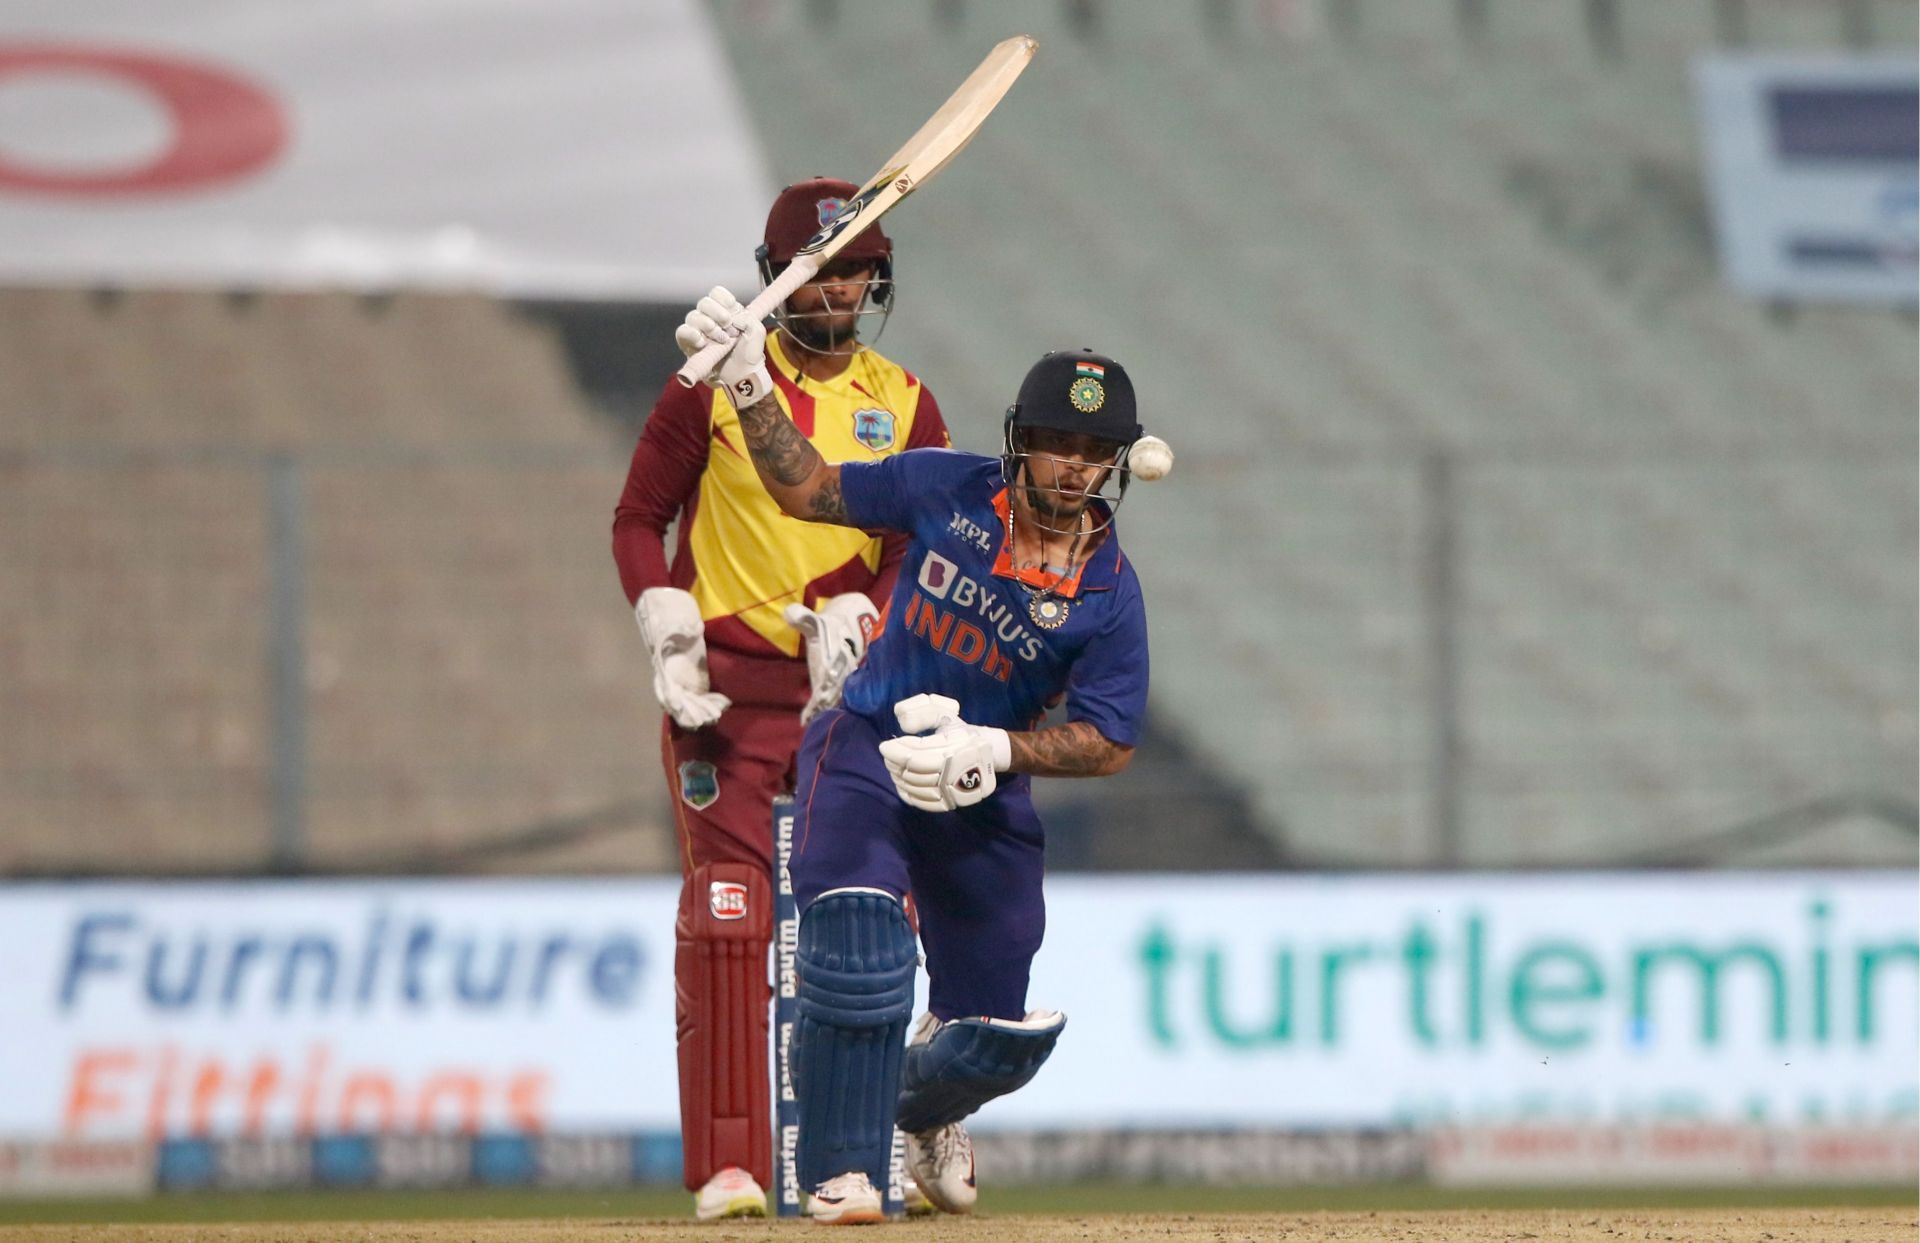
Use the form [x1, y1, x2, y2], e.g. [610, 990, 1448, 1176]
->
[878, 694, 1011, 813]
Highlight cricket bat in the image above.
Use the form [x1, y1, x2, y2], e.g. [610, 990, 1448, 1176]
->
[675, 34, 1037, 388]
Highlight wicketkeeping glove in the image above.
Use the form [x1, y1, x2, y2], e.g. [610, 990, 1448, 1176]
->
[877, 694, 1012, 813]
[674, 286, 772, 408]
[634, 587, 731, 730]
[784, 593, 879, 727]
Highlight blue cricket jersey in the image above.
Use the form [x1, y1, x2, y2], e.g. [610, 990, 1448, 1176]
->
[836, 449, 1149, 746]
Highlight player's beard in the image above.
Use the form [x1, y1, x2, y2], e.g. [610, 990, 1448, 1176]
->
[783, 307, 860, 355]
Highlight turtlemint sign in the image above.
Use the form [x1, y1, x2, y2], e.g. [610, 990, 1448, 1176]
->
[1137, 903, 1917, 1053]
[1014, 874, 1918, 1129]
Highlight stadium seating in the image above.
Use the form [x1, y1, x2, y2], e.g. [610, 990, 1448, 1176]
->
[0, 290, 675, 875]
[5, 1, 1912, 873]
[707, 0, 1918, 864]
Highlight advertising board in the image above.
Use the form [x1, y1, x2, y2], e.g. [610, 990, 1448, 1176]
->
[0, 874, 1910, 1140]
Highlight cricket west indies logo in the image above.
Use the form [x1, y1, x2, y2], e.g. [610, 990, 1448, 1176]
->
[678, 760, 719, 810]
[852, 408, 896, 451]
[798, 181, 886, 257]
[815, 196, 846, 227]
[709, 881, 749, 921]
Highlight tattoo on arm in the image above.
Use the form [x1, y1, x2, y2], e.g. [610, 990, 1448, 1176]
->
[807, 473, 849, 523]
[732, 391, 852, 525]
[735, 393, 819, 485]
[1006, 720, 1133, 778]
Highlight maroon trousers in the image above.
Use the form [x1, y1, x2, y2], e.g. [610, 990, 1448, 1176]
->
[662, 705, 800, 1192]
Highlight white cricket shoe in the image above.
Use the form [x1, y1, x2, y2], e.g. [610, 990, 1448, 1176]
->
[807, 1170, 885, 1225]
[904, 1123, 976, 1214]
[693, 1165, 767, 1221]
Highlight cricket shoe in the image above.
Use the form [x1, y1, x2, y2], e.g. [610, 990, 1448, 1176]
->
[904, 1122, 976, 1214]
[806, 1170, 886, 1225]
[693, 1166, 767, 1221]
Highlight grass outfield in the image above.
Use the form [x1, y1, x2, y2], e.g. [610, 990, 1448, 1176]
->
[2, 1183, 1914, 1224]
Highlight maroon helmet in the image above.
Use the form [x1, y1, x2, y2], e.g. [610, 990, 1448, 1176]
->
[757, 177, 893, 267]
[755, 178, 895, 353]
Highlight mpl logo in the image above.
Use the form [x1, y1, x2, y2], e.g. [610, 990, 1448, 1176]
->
[918, 551, 958, 600]
[709, 881, 749, 921]
[946, 511, 994, 554]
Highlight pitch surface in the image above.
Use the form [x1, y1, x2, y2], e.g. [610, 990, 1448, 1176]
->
[1, 1208, 1917, 1242]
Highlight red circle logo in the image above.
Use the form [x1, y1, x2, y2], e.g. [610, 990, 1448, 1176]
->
[0, 45, 287, 196]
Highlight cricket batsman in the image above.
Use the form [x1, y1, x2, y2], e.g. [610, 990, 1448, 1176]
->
[677, 289, 1152, 1224]
[612, 180, 949, 1221]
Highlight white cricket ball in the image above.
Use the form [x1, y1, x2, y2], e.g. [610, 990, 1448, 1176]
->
[1130, 434, 1174, 482]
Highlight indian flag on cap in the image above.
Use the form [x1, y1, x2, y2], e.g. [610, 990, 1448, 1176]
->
[1075, 361, 1106, 379]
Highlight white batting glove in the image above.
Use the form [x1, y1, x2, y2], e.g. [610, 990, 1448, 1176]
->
[877, 694, 1012, 813]
[634, 587, 731, 730]
[674, 286, 772, 408]
[784, 593, 879, 727]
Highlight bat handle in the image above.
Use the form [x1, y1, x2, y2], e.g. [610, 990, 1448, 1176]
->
[673, 255, 822, 388]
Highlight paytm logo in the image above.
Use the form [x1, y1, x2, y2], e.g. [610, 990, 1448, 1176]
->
[918, 551, 958, 600]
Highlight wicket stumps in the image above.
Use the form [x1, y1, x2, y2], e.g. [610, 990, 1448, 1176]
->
[772, 795, 909, 1218]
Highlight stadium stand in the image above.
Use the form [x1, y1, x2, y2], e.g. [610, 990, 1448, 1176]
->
[707, 0, 1918, 865]
[4, 1, 1912, 875]
[1, 290, 676, 875]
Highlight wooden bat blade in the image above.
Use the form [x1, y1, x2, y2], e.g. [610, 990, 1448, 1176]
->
[675, 35, 1037, 387]
[792, 33, 1036, 262]
[870, 34, 1037, 195]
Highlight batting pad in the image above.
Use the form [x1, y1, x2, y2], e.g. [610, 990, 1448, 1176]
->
[895, 1009, 1066, 1133]
[675, 862, 773, 1189]
[794, 888, 917, 1191]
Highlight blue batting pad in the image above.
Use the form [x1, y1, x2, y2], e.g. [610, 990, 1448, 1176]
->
[794, 889, 917, 1191]
[895, 1011, 1066, 1133]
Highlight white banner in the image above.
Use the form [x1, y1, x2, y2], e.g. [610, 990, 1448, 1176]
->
[0, 873, 1912, 1140]
[0, 880, 681, 1139]
[1020, 873, 1918, 1130]
[0, 0, 771, 298]
[1694, 54, 1918, 304]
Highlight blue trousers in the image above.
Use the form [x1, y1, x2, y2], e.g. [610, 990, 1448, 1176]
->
[791, 708, 1045, 1022]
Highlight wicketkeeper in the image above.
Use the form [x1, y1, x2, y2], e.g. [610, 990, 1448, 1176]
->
[612, 181, 949, 1221]
[677, 289, 1153, 1224]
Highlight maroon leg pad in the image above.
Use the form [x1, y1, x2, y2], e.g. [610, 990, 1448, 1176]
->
[676, 861, 773, 1190]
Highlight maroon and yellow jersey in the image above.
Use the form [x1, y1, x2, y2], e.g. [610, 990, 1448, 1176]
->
[614, 332, 950, 710]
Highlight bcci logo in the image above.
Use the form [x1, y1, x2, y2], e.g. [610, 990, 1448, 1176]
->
[709, 880, 749, 921]
[852, 408, 896, 451]
[1069, 360, 1107, 413]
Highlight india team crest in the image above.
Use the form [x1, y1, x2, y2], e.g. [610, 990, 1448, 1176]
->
[1029, 595, 1070, 629]
[852, 408, 897, 451]
[679, 760, 719, 810]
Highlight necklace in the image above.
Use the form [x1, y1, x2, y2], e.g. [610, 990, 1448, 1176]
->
[1008, 502, 1084, 630]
